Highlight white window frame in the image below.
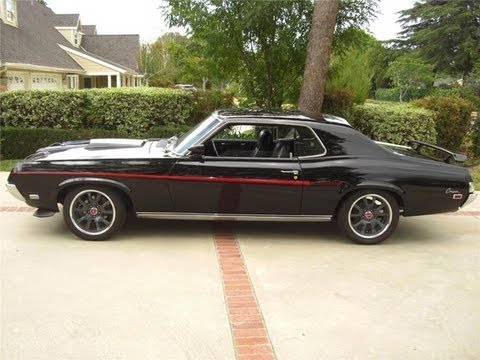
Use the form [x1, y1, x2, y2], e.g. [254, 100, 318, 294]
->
[66, 74, 79, 89]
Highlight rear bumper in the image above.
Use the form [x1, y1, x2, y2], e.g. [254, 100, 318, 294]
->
[461, 192, 477, 209]
[6, 183, 26, 202]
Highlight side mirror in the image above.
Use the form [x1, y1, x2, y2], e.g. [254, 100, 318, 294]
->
[188, 144, 205, 159]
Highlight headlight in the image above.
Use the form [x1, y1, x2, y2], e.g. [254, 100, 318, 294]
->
[469, 182, 475, 193]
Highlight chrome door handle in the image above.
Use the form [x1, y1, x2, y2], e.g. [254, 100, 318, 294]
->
[281, 170, 299, 175]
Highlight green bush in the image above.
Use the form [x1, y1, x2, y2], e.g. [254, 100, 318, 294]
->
[472, 117, 480, 157]
[322, 88, 354, 117]
[414, 96, 474, 152]
[0, 90, 88, 129]
[0, 125, 191, 159]
[0, 88, 233, 136]
[349, 102, 437, 145]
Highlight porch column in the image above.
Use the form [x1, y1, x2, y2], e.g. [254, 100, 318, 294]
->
[116, 74, 121, 88]
[107, 75, 112, 88]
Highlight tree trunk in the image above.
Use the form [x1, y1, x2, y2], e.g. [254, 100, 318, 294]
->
[298, 0, 339, 118]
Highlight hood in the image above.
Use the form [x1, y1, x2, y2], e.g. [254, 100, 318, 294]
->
[27, 138, 171, 161]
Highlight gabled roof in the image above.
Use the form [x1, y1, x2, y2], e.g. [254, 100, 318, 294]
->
[82, 35, 140, 72]
[53, 13, 79, 27]
[0, 0, 140, 74]
[0, 1, 83, 71]
[82, 25, 97, 35]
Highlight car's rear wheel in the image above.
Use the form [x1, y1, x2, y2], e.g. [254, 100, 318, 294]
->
[337, 190, 399, 245]
[63, 186, 126, 240]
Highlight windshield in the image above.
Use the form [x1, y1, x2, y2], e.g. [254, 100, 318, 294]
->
[174, 115, 221, 155]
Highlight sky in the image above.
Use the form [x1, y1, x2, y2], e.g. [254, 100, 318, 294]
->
[46, 0, 417, 43]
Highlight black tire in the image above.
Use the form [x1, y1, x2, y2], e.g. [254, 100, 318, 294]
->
[337, 190, 399, 245]
[63, 186, 126, 240]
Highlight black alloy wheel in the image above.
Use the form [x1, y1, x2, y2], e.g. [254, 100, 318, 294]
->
[63, 186, 126, 240]
[337, 190, 399, 245]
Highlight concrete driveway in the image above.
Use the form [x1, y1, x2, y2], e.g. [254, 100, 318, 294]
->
[1, 171, 479, 360]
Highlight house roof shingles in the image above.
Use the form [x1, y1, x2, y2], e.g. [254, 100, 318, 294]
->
[82, 25, 97, 35]
[82, 35, 140, 73]
[0, 1, 83, 71]
[53, 13, 80, 27]
[0, 1, 140, 74]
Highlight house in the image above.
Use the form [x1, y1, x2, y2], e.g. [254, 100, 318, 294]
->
[0, 0, 142, 91]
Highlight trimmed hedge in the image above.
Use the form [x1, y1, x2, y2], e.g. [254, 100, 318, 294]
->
[0, 125, 191, 159]
[349, 102, 437, 145]
[0, 88, 233, 136]
[472, 117, 480, 157]
[414, 96, 474, 152]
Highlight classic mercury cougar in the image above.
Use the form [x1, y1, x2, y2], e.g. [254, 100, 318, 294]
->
[6, 110, 477, 244]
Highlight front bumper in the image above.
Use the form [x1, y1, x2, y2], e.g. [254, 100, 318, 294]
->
[461, 192, 477, 209]
[6, 183, 25, 202]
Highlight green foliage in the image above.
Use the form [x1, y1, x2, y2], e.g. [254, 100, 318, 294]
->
[140, 33, 222, 89]
[322, 88, 354, 117]
[415, 96, 474, 152]
[472, 117, 480, 157]
[327, 32, 375, 104]
[399, 0, 480, 79]
[0, 90, 87, 129]
[349, 102, 437, 145]
[0, 125, 191, 160]
[85, 88, 194, 135]
[0, 88, 233, 137]
[164, 0, 379, 108]
[386, 55, 434, 102]
[374, 87, 432, 102]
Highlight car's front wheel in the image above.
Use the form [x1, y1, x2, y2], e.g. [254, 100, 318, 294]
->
[337, 190, 399, 245]
[63, 186, 126, 240]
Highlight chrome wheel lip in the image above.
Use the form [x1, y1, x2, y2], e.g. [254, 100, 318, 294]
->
[69, 189, 116, 236]
[348, 194, 393, 239]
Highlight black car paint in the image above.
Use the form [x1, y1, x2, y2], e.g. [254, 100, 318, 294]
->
[7, 114, 471, 218]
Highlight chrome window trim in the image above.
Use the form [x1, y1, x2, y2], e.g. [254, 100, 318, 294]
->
[180, 117, 328, 159]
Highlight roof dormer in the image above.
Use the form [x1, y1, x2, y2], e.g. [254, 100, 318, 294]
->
[54, 13, 82, 48]
[1, 0, 18, 27]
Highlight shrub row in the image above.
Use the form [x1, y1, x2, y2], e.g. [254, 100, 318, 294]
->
[0, 125, 191, 159]
[414, 96, 474, 152]
[0, 88, 233, 136]
[349, 101, 437, 145]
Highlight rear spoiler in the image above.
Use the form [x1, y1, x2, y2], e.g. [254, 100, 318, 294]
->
[407, 140, 467, 164]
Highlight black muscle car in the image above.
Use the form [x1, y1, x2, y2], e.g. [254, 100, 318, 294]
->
[6, 110, 477, 244]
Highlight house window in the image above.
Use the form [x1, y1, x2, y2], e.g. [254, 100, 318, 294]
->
[6, 0, 17, 24]
[66, 75, 79, 89]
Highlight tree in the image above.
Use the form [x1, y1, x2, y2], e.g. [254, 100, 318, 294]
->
[399, 0, 480, 81]
[140, 33, 222, 88]
[386, 55, 434, 102]
[36, 0, 47, 5]
[299, 0, 340, 116]
[164, 0, 378, 108]
[327, 30, 377, 104]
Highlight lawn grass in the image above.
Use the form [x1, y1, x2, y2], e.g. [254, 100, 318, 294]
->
[0, 159, 20, 172]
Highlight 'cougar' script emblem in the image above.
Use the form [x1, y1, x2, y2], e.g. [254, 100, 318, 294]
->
[445, 188, 459, 194]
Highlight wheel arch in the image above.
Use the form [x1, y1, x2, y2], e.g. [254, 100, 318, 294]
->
[57, 178, 134, 211]
[335, 182, 405, 216]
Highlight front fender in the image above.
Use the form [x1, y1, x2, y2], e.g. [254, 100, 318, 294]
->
[58, 177, 131, 194]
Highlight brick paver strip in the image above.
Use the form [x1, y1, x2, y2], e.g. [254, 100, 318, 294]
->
[0, 206, 35, 212]
[213, 225, 277, 360]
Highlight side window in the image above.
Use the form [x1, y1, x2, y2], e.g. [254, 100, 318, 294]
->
[205, 123, 326, 158]
[293, 126, 326, 157]
[314, 129, 346, 156]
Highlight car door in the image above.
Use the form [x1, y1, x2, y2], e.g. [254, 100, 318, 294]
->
[168, 122, 303, 214]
